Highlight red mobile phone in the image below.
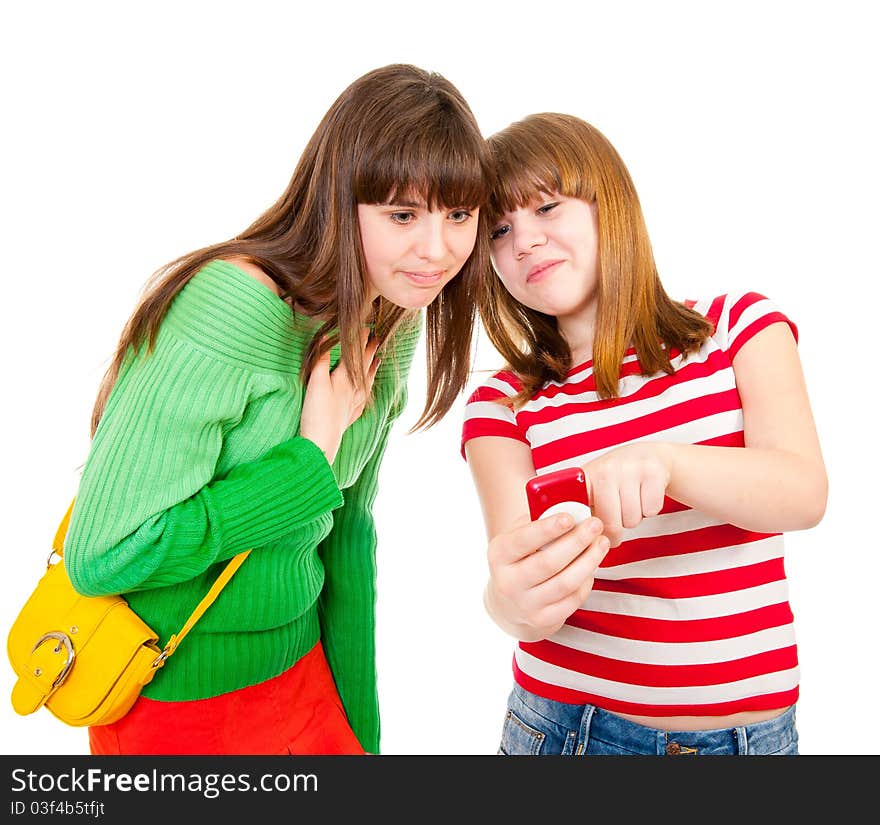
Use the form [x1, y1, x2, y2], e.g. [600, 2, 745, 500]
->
[525, 467, 591, 524]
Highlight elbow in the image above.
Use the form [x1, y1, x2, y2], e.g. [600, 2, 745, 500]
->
[64, 530, 131, 597]
[64, 546, 111, 598]
[796, 464, 828, 530]
[808, 473, 829, 528]
[64, 528, 158, 598]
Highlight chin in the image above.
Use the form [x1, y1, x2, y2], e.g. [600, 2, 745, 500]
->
[401, 299, 436, 311]
[389, 290, 442, 311]
[517, 297, 556, 316]
[523, 296, 584, 318]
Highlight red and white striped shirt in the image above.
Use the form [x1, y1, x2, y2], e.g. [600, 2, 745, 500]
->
[461, 292, 800, 717]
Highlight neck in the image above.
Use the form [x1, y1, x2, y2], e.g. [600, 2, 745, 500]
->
[557, 304, 598, 365]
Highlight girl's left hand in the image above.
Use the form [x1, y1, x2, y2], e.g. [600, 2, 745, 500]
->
[582, 443, 672, 547]
[300, 328, 381, 464]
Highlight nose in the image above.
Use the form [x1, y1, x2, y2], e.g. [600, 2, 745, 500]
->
[413, 213, 448, 262]
[512, 217, 546, 258]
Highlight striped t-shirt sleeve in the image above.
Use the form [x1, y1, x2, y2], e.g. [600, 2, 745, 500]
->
[715, 292, 798, 361]
[460, 371, 529, 459]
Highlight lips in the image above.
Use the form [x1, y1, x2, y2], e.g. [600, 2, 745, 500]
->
[526, 259, 563, 283]
[402, 270, 444, 286]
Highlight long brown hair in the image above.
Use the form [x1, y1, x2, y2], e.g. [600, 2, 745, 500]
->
[481, 113, 712, 404]
[91, 64, 493, 435]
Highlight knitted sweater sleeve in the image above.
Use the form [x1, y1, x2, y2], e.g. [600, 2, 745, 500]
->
[317, 318, 419, 754]
[317, 413, 397, 755]
[65, 284, 343, 599]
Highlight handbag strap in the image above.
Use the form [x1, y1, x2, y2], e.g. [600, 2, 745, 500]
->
[156, 548, 250, 663]
[53, 498, 250, 664]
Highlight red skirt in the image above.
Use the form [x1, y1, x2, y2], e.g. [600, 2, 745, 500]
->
[88, 641, 365, 755]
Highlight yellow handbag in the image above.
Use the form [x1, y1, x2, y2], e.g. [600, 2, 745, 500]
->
[7, 499, 250, 727]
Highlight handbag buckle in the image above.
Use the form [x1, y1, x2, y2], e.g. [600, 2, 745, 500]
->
[151, 645, 173, 669]
[31, 632, 75, 688]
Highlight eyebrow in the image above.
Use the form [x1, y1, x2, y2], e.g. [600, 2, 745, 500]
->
[383, 198, 424, 208]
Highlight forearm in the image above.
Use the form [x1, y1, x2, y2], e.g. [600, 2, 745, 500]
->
[67, 436, 342, 596]
[662, 442, 827, 533]
[316, 422, 393, 754]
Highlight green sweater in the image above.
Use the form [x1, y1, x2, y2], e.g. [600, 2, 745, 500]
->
[65, 260, 420, 753]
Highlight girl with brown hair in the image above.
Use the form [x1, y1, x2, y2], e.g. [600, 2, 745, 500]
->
[461, 113, 826, 755]
[64, 63, 492, 755]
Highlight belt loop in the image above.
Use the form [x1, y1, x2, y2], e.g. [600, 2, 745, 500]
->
[735, 724, 748, 755]
[575, 704, 597, 755]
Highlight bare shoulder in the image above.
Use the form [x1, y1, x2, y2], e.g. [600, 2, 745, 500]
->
[221, 256, 281, 296]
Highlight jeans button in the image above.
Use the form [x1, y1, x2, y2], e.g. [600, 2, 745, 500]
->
[666, 741, 682, 755]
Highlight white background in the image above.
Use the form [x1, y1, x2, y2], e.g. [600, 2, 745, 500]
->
[1, 1, 877, 755]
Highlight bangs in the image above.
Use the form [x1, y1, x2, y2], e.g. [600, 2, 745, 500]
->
[487, 123, 595, 221]
[489, 159, 560, 221]
[353, 116, 490, 210]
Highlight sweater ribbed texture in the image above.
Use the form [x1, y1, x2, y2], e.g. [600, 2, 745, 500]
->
[64, 260, 420, 753]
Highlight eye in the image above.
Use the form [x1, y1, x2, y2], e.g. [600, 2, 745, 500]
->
[448, 208, 473, 224]
[390, 211, 416, 224]
[489, 224, 510, 242]
[537, 201, 559, 215]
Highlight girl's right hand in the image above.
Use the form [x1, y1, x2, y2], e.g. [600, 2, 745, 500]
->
[485, 514, 610, 642]
[300, 328, 381, 465]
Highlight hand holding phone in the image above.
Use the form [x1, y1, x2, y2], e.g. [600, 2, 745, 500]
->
[482, 467, 604, 639]
[526, 467, 591, 527]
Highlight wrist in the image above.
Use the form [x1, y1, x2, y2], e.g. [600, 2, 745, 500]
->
[484, 582, 538, 641]
[651, 442, 676, 488]
[301, 434, 337, 466]
[482, 582, 496, 619]
[483, 582, 510, 632]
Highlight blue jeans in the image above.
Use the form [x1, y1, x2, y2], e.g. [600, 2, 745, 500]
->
[498, 684, 798, 755]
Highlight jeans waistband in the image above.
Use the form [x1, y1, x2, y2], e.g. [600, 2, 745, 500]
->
[510, 684, 797, 755]
[584, 702, 797, 755]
